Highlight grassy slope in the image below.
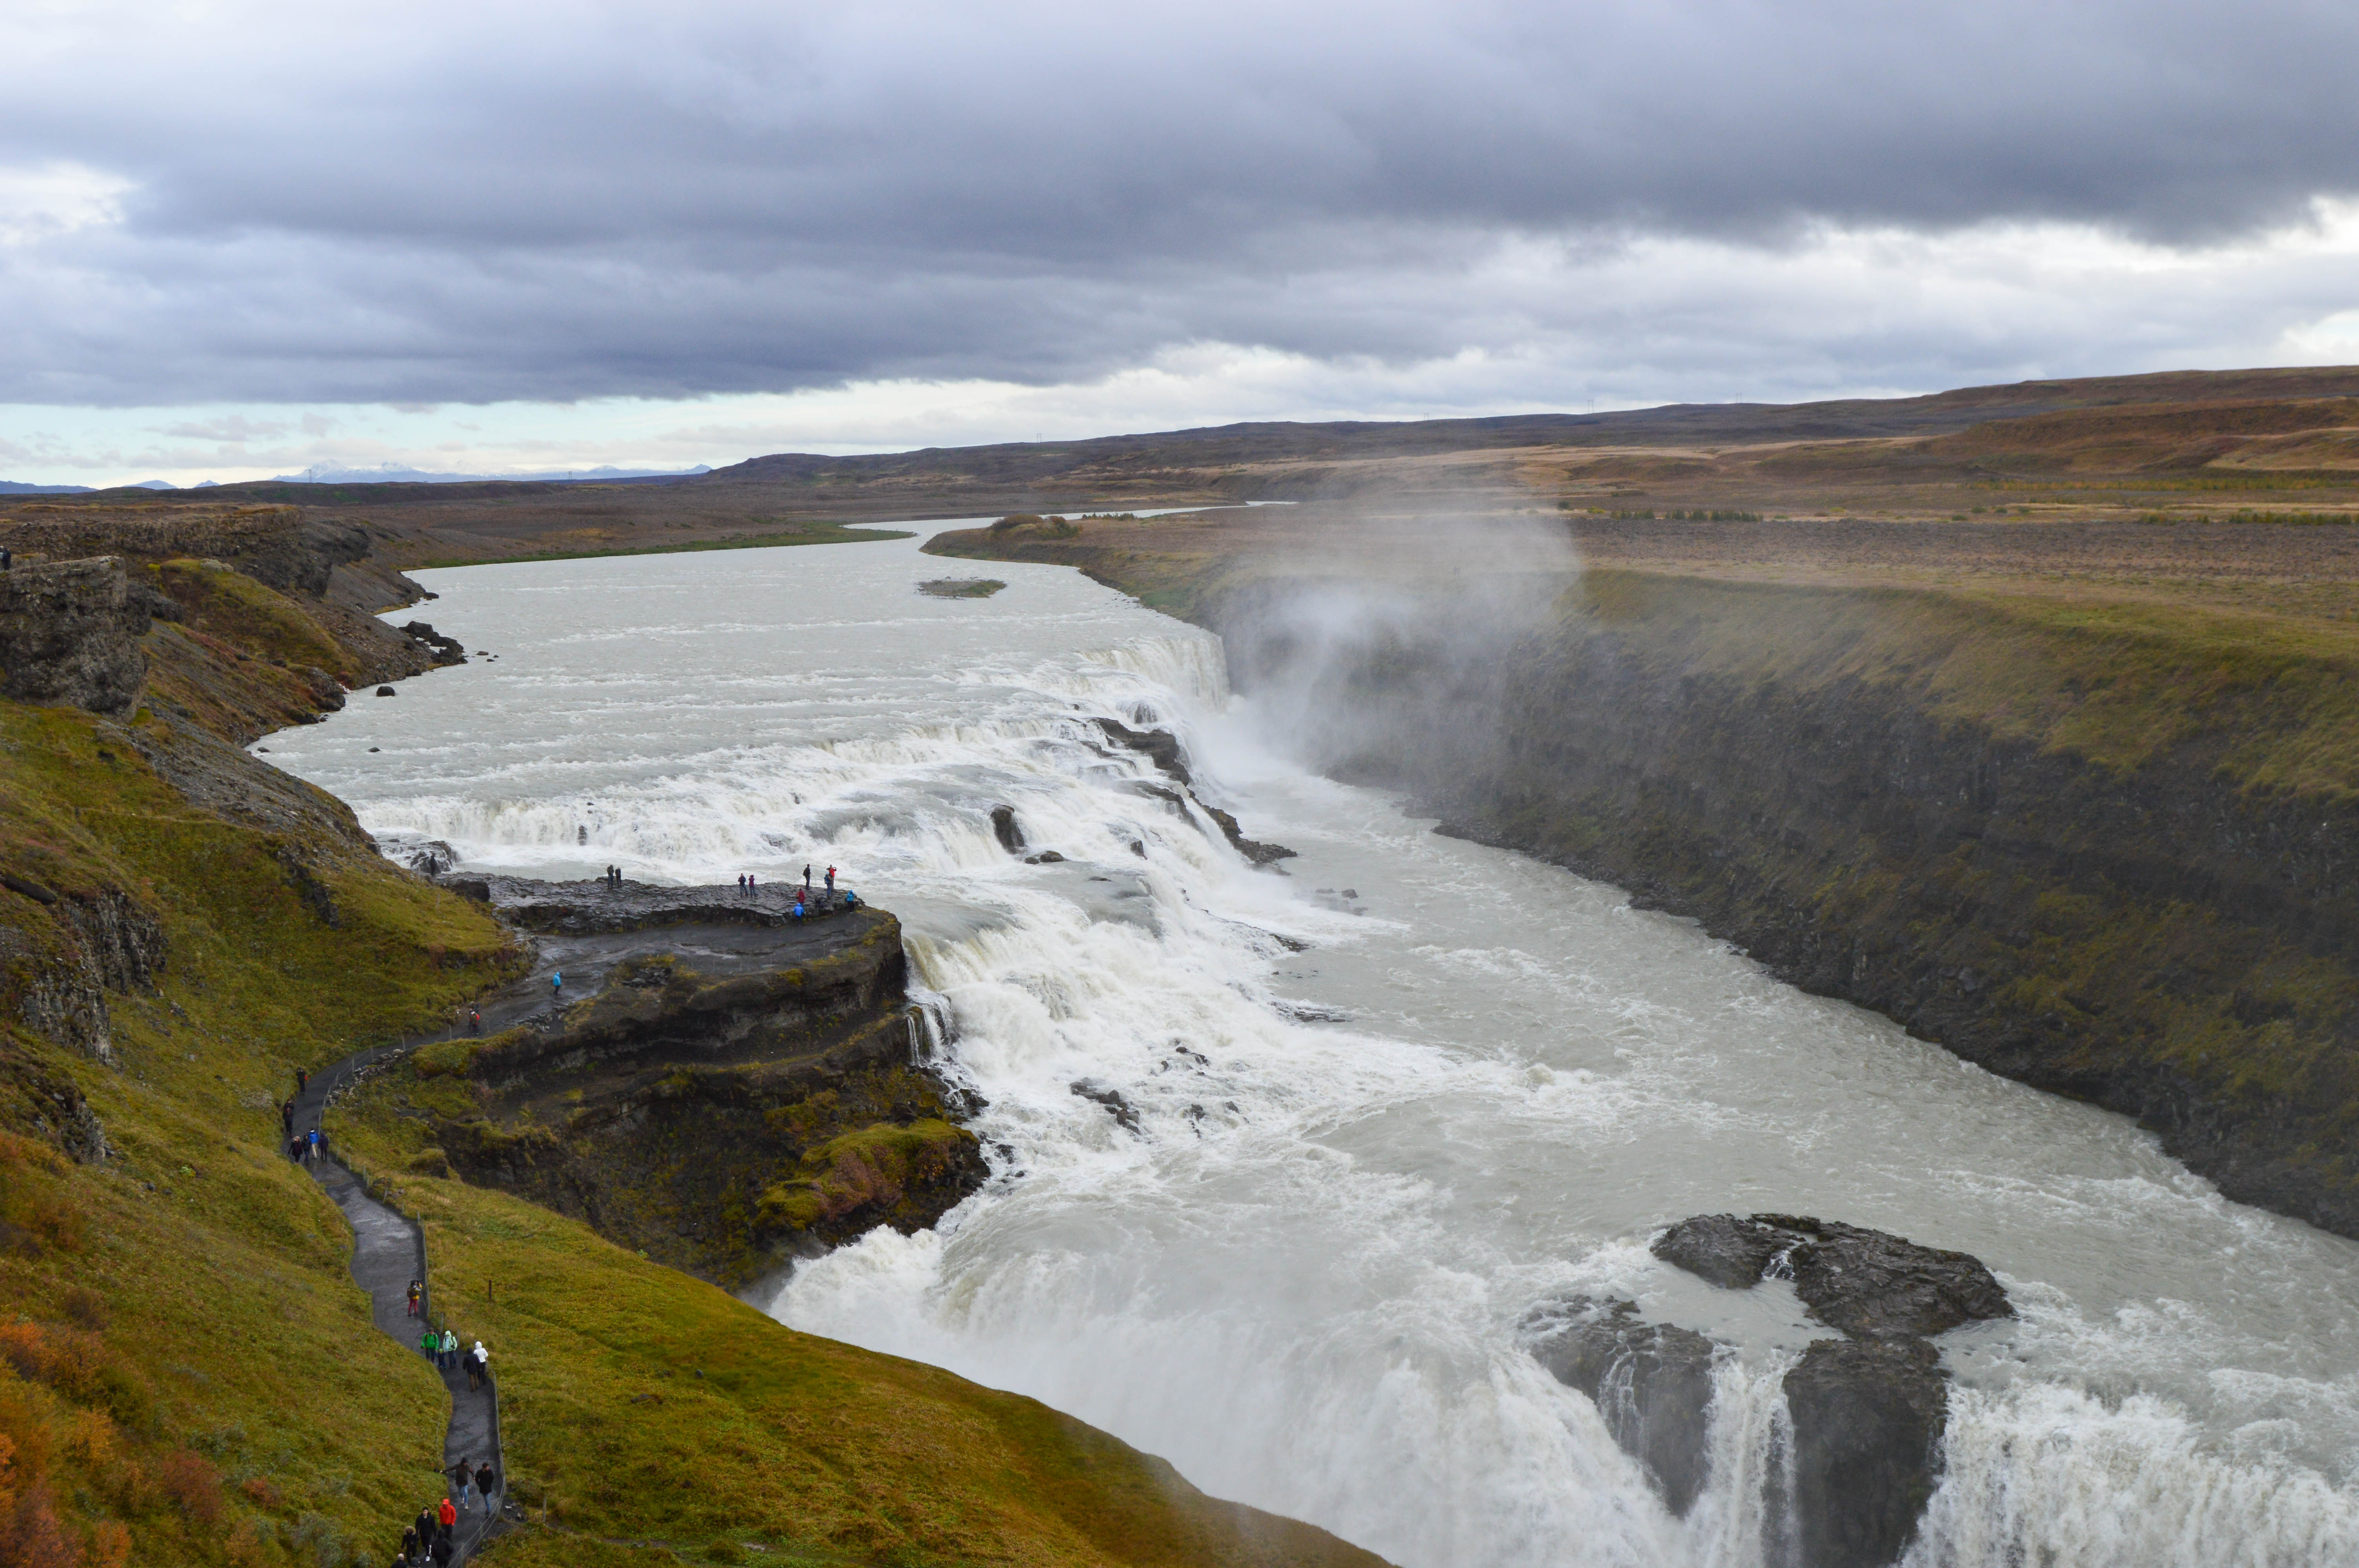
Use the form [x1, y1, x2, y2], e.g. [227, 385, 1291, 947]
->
[0, 697, 516, 1568]
[0, 561, 1390, 1568]
[312, 1131, 1380, 1568]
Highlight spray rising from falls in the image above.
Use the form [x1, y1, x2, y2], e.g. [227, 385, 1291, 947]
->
[266, 537, 2359, 1568]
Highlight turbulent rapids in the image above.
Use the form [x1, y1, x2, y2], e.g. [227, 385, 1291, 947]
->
[266, 524, 2359, 1568]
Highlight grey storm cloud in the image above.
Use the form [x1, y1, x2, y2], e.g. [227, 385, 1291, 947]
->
[5, 0, 2358, 405]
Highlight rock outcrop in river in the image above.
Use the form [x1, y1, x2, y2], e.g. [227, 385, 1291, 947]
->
[1531, 1214, 2011, 1568]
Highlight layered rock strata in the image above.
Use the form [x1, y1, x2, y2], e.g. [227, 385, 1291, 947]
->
[406, 879, 985, 1285]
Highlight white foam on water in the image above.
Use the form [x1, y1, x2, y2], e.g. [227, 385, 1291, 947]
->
[266, 527, 2359, 1568]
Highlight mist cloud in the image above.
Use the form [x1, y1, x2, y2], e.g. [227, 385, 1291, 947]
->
[5, 0, 2359, 408]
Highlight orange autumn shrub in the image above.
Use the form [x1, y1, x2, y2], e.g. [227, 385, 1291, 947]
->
[153, 1449, 222, 1528]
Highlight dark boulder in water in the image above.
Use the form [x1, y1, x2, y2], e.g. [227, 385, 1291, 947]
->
[1650, 1212, 1788, 1290]
[1527, 1296, 1718, 1516]
[1653, 1213, 2011, 1338]
[990, 804, 1025, 853]
[1783, 1337, 1948, 1568]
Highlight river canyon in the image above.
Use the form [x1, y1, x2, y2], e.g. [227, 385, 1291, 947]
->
[258, 522, 2359, 1568]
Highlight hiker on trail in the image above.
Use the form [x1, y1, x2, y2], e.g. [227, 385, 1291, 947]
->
[296, 1067, 309, 1093]
[430, 1534, 452, 1568]
[419, 1326, 438, 1360]
[472, 1340, 491, 1388]
[407, 1280, 422, 1318]
[449, 1459, 473, 1512]
[401, 1523, 420, 1561]
[437, 1496, 457, 1538]
[469, 1007, 482, 1034]
[474, 1459, 496, 1510]
[280, 1100, 295, 1137]
[463, 1343, 482, 1391]
[440, 1327, 459, 1370]
[414, 1505, 437, 1550]
[308, 1128, 323, 1164]
[288, 1134, 306, 1162]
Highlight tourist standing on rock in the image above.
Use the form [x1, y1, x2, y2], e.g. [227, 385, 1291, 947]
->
[551, 971, 562, 996]
[825, 865, 836, 893]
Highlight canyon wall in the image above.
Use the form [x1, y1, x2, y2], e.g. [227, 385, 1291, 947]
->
[1203, 568, 2359, 1238]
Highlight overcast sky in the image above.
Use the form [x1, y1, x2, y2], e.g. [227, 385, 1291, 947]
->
[7, 0, 2359, 485]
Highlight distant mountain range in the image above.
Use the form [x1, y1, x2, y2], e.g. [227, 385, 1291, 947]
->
[269, 464, 712, 485]
[0, 465, 709, 495]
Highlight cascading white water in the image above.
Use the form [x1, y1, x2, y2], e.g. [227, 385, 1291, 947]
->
[266, 523, 2359, 1568]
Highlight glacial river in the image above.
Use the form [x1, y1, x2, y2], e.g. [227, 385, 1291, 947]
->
[265, 523, 2359, 1567]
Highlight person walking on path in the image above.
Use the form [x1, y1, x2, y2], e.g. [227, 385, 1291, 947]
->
[419, 1326, 438, 1361]
[463, 1343, 482, 1392]
[288, 1133, 306, 1163]
[280, 1099, 295, 1139]
[551, 971, 562, 997]
[406, 1280, 422, 1318]
[474, 1460, 497, 1514]
[307, 1127, 323, 1165]
[436, 1496, 457, 1543]
[401, 1524, 420, 1561]
[414, 1506, 437, 1551]
[296, 1067, 309, 1093]
[471, 1340, 491, 1390]
[440, 1327, 459, 1370]
[449, 1459, 473, 1514]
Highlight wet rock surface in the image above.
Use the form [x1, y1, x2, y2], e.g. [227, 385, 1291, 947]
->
[1093, 718, 1295, 864]
[990, 803, 1026, 853]
[1527, 1215, 2010, 1567]
[1654, 1213, 2012, 1338]
[1782, 1337, 1949, 1568]
[1527, 1297, 1717, 1516]
[463, 873, 865, 936]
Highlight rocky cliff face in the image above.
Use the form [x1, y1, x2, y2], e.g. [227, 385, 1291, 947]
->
[1210, 571, 2359, 1241]
[0, 557, 150, 715]
[409, 895, 984, 1286]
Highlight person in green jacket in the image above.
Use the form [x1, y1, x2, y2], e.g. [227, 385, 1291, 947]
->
[419, 1327, 438, 1361]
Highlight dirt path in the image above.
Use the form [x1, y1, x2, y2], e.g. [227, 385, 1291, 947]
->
[292, 1069, 509, 1562]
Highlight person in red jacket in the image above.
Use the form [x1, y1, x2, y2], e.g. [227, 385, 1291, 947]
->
[437, 1496, 456, 1536]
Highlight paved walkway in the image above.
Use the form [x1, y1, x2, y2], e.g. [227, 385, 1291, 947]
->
[292, 1066, 508, 1563]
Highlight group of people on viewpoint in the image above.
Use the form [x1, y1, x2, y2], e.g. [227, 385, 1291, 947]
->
[740, 863, 859, 919]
